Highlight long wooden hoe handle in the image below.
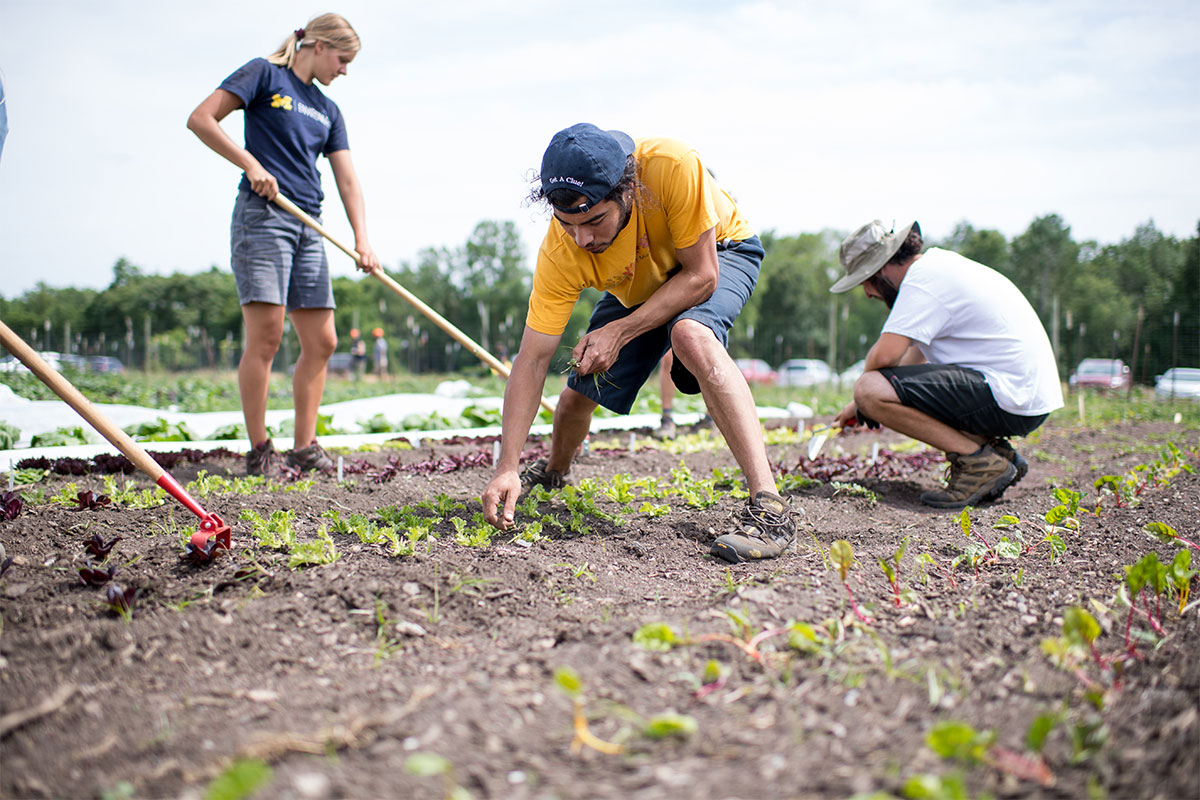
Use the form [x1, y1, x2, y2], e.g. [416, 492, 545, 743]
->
[0, 319, 165, 479]
[271, 194, 555, 415]
[0, 319, 230, 550]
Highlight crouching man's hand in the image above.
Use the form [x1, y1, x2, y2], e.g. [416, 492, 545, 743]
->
[834, 402, 859, 428]
[482, 470, 521, 531]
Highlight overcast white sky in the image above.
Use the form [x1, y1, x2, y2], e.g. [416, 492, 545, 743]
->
[1, 0, 1197, 299]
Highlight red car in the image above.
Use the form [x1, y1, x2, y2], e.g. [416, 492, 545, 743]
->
[734, 358, 777, 384]
[1070, 358, 1131, 391]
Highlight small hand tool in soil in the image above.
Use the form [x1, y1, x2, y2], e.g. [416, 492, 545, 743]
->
[0, 319, 231, 560]
[806, 422, 843, 460]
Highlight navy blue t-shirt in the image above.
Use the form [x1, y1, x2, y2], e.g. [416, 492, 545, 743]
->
[219, 58, 349, 214]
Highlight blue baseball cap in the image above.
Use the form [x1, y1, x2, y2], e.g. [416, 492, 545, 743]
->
[540, 123, 635, 214]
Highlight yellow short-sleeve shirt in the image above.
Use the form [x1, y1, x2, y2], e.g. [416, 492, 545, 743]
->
[526, 137, 753, 336]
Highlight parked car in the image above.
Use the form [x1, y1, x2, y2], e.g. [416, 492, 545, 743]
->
[1070, 358, 1131, 391]
[0, 351, 65, 373]
[734, 358, 777, 384]
[1154, 368, 1200, 400]
[776, 358, 833, 387]
[288, 352, 355, 376]
[87, 356, 124, 374]
[838, 359, 867, 385]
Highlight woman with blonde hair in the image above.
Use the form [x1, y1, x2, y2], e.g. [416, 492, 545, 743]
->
[188, 13, 378, 475]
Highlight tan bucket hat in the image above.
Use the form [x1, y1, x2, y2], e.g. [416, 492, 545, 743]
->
[830, 220, 918, 293]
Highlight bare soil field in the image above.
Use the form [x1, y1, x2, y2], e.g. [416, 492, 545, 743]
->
[1, 417, 1198, 800]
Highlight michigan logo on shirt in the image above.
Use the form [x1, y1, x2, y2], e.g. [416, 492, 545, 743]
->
[270, 93, 293, 110]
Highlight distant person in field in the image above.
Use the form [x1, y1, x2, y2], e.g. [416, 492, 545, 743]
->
[481, 123, 795, 563]
[187, 13, 379, 475]
[349, 327, 366, 379]
[372, 327, 388, 379]
[831, 220, 1063, 508]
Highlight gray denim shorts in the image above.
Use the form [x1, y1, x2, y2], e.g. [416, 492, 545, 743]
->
[230, 189, 335, 310]
[567, 236, 764, 414]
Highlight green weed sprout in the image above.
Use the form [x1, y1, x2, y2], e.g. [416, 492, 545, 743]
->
[643, 712, 698, 740]
[632, 616, 789, 666]
[831, 481, 879, 504]
[1168, 550, 1197, 614]
[926, 720, 995, 765]
[878, 538, 909, 608]
[830, 540, 872, 624]
[554, 666, 625, 756]
[403, 752, 471, 800]
[204, 758, 273, 800]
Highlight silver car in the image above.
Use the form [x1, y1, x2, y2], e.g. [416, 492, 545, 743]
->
[776, 358, 833, 387]
[1154, 368, 1200, 400]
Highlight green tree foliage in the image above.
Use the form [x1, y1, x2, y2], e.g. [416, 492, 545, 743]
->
[2, 216, 1195, 384]
[1009, 214, 1080, 323]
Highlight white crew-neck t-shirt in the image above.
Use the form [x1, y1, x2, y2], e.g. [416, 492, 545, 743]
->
[882, 248, 1064, 416]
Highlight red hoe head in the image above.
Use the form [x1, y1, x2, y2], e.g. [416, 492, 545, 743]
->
[152, 474, 233, 562]
[190, 512, 231, 553]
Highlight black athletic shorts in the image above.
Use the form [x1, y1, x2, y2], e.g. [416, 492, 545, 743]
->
[873, 363, 1048, 438]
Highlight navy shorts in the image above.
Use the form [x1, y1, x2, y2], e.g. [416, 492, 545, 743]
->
[874, 363, 1048, 438]
[230, 189, 335, 310]
[567, 236, 763, 414]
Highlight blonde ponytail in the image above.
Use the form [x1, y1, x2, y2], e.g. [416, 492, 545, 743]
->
[266, 13, 361, 69]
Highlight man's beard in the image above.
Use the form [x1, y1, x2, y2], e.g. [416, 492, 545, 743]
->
[872, 274, 899, 309]
[591, 196, 633, 253]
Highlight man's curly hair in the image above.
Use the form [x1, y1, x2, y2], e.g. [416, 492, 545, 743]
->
[527, 155, 642, 210]
[887, 221, 923, 266]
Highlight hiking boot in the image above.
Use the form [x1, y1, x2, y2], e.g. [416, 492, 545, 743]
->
[920, 445, 1017, 509]
[286, 441, 335, 474]
[989, 438, 1029, 484]
[657, 414, 676, 440]
[710, 491, 796, 563]
[520, 458, 572, 491]
[245, 439, 284, 477]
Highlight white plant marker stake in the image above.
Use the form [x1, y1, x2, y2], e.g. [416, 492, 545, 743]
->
[8, 460, 13, 491]
[337, 455, 344, 483]
[870, 442, 880, 465]
[492, 440, 501, 464]
[628, 432, 636, 451]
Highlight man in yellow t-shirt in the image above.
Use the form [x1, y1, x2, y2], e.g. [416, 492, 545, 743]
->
[481, 123, 796, 563]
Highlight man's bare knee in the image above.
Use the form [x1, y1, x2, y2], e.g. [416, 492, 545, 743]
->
[557, 386, 598, 419]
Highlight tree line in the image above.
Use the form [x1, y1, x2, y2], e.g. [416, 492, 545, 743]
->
[1, 215, 1196, 384]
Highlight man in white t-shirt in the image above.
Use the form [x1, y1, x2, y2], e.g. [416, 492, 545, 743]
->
[831, 220, 1063, 508]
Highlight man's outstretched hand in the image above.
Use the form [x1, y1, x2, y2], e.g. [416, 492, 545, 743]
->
[482, 469, 521, 530]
